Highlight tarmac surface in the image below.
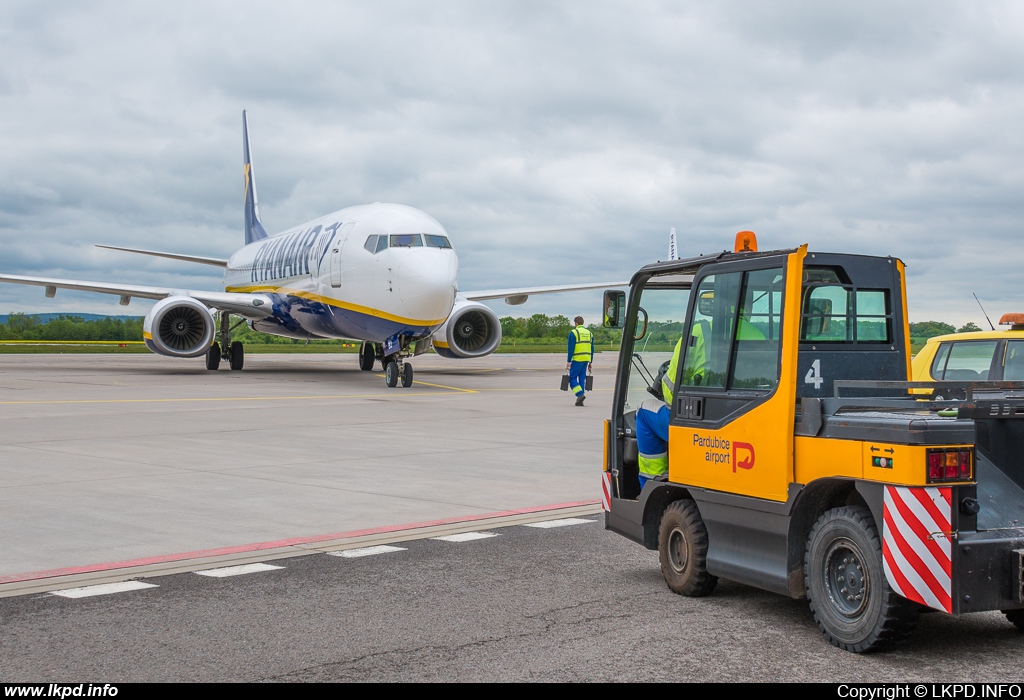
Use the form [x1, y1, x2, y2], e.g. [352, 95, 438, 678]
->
[0, 352, 608, 592]
[4, 517, 1023, 682]
[4, 353, 1024, 681]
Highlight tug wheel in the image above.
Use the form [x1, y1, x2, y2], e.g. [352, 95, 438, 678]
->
[805, 506, 917, 652]
[658, 499, 716, 597]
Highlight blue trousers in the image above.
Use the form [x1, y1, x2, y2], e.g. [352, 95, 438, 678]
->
[569, 361, 589, 397]
[636, 399, 670, 489]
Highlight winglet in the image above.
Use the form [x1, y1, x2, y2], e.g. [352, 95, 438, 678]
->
[243, 110, 269, 245]
[668, 227, 679, 261]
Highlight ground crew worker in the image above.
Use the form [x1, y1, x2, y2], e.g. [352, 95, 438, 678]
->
[661, 301, 765, 404]
[636, 398, 670, 486]
[566, 316, 594, 406]
[645, 303, 766, 489]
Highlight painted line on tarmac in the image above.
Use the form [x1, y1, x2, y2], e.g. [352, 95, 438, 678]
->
[371, 373, 478, 393]
[0, 390, 469, 406]
[194, 563, 284, 578]
[431, 532, 498, 543]
[51, 581, 158, 599]
[404, 379, 478, 393]
[328, 545, 407, 558]
[0, 500, 601, 595]
[521, 518, 596, 529]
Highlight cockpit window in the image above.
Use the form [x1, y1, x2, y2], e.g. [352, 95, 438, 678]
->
[390, 234, 423, 247]
[375, 236, 388, 253]
[364, 235, 378, 253]
[424, 234, 452, 249]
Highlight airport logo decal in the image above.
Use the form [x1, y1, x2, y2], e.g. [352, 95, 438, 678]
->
[693, 435, 756, 472]
[732, 442, 755, 472]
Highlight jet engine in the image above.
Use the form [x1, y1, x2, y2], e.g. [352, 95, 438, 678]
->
[431, 300, 501, 358]
[143, 296, 216, 358]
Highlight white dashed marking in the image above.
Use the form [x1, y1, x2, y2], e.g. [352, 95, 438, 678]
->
[329, 545, 407, 558]
[521, 518, 595, 529]
[431, 531, 497, 542]
[52, 581, 158, 598]
[194, 562, 284, 578]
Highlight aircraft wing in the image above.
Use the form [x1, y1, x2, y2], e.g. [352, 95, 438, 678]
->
[95, 245, 229, 267]
[0, 274, 273, 318]
[460, 281, 629, 305]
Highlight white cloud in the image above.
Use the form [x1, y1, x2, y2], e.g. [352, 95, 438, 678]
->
[0, 0, 1022, 326]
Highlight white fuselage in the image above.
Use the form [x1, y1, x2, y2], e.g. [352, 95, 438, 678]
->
[222, 203, 459, 343]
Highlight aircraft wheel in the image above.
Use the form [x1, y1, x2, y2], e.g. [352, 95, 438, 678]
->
[206, 343, 221, 371]
[401, 363, 413, 388]
[385, 361, 399, 388]
[359, 342, 375, 371]
[805, 506, 917, 652]
[229, 341, 244, 371]
[658, 499, 716, 597]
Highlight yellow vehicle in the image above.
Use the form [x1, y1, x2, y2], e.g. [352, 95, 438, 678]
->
[912, 316, 1024, 395]
[601, 234, 1024, 652]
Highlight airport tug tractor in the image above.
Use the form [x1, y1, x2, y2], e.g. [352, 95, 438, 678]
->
[601, 233, 1024, 652]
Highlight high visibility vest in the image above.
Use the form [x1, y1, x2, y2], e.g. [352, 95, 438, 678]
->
[571, 326, 593, 362]
[662, 336, 684, 406]
[638, 450, 668, 479]
[664, 318, 763, 402]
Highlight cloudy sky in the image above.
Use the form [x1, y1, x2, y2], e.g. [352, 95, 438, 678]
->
[1, 1, 1022, 327]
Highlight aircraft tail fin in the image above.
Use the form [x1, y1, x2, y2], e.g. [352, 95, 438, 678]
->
[668, 227, 679, 261]
[242, 110, 269, 245]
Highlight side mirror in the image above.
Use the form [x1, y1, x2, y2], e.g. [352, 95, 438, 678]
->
[603, 290, 626, 329]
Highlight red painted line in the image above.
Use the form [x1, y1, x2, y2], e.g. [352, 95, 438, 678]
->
[0, 500, 600, 586]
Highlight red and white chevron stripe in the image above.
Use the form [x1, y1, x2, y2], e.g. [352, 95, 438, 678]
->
[882, 485, 953, 613]
[601, 472, 612, 512]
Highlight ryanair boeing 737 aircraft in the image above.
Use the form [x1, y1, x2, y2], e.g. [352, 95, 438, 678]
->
[0, 112, 624, 388]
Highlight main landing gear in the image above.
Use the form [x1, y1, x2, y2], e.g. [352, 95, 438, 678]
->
[206, 313, 246, 371]
[361, 341, 414, 388]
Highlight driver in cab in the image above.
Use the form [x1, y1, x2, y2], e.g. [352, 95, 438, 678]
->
[636, 291, 764, 488]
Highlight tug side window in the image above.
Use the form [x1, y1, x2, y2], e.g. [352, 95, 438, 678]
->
[679, 267, 782, 391]
[800, 285, 892, 344]
[680, 273, 740, 388]
[730, 268, 782, 390]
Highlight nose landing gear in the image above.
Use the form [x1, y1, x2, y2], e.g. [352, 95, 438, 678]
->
[375, 338, 417, 389]
[383, 357, 414, 388]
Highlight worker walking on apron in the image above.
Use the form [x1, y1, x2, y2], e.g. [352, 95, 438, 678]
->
[566, 316, 594, 406]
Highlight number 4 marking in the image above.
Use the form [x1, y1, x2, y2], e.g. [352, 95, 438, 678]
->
[805, 359, 824, 390]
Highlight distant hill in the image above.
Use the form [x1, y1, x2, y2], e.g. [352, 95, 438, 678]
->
[0, 313, 143, 324]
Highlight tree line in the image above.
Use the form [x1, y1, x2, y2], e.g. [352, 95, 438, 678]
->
[499, 314, 624, 345]
[0, 312, 991, 345]
[0, 313, 143, 341]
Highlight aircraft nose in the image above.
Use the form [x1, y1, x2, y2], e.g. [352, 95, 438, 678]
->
[397, 251, 458, 321]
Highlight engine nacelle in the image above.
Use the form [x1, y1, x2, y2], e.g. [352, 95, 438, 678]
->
[432, 300, 502, 358]
[143, 296, 216, 358]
